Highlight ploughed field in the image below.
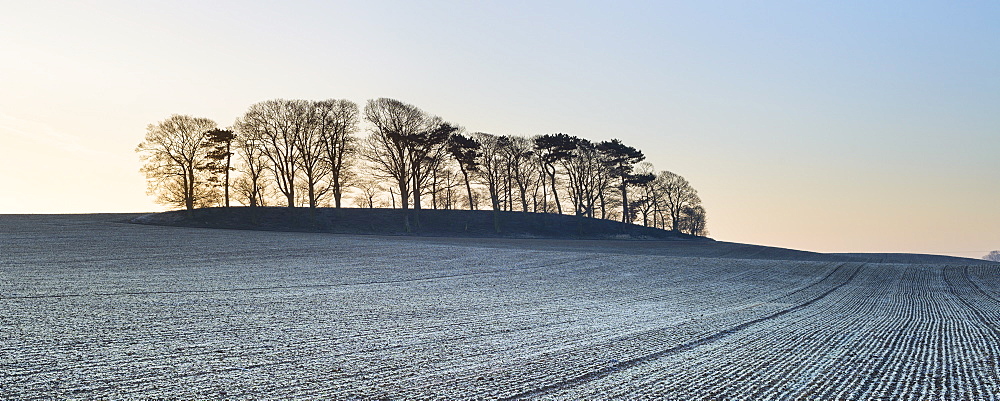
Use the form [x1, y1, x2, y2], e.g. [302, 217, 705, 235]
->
[2, 214, 999, 399]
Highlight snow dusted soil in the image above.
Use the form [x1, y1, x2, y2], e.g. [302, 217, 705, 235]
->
[2, 214, 999, 399]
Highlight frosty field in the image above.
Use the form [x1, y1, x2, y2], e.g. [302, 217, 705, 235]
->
[2, 214, 999, 399]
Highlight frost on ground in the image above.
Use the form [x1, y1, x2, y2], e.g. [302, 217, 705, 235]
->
[1, 214, 998, 399]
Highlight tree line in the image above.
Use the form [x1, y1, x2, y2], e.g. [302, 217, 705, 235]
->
[136, 98, 707, 236]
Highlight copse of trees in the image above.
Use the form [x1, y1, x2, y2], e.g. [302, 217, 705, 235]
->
[137, 98, 708, 236]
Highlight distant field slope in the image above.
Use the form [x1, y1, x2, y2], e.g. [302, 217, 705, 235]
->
[132, 207, 705, 241]
[836, 252, 994, 265]
[3, 214, 999, 399]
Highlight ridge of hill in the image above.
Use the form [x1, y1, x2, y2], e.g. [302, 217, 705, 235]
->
[833, 252, 996, 265]
[131, 207, 706, 241]
[126, 209, 996, 265]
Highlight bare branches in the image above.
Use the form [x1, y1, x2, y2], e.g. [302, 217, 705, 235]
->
[136, 114, 218, 210]
[236, 99, 302, 207]
[655, 171, 703, 232]
[363, 98, 424, 210]
[140, 98, 709, 236]
[315, 99, 360, 208]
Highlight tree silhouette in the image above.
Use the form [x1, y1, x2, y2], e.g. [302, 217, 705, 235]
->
[136, 114, 218, 210]
[232, 124, 269, 207]
[561, 138, 602, 217]
[447, 132, 480, 210]
[679, 205, 708, 236]
[656, 170, 702, 231]
[201, 128, 236, 207]
[597, 139, 646, 224]
[236, 99, 303, 207]
[533, 133, 580, 214]
[363, 98, 425, 211]
[409, 119, 457, 211]
[314, 99, 359, 208]
[503, 136, 537, 212]
[292, 100, 330, 208]
[473, 132, 509, 212]
[142, 97, 709, 236]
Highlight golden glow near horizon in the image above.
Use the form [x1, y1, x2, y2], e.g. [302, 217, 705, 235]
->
[1, 1, 997, 258]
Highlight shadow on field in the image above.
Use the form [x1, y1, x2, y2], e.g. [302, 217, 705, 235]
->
[131, 207, 703, 241]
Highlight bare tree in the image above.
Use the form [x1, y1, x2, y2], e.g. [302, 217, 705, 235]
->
[676, 205, 707, 236]
[657, 170, 702, 231]
[314, 99, 359, 208]
[473, 132, 509, 211]
[471, 132, 512, 233]
[985, 251, 1000, 262]
[630, 162, 658, 226]
[237, 99, 302, 207]
[363, 98, 425, 210]
[289, 100, 331, 208]
[136, 114, 218, 210]
[232, 123, 270, 207]
[233, 174, 270, 207]
[561, 139, 604, 217]
[503, 136, 537, 212]
[435, 168, 462, 209]
[409, 118, 457, 211]
[356, 177, 385, 208]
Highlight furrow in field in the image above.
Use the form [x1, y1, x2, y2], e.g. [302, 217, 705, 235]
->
[547, 263, 1000, 400]
[495, 262, 860, 400]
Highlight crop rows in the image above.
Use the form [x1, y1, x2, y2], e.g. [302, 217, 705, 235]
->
[542, 264, 1000, 399]
[2, 215, 998, 399]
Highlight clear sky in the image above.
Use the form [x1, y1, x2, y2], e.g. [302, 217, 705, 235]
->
[1, 1, 997, 257]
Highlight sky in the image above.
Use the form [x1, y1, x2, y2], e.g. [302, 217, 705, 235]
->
[1, 1, 997, 257]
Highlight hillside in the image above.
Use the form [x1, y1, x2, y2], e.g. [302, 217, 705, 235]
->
[4, 213, 1000, 399]
[131, 207, 707, 241]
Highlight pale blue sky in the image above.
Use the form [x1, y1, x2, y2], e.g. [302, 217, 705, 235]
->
[1, 1, 997, 256]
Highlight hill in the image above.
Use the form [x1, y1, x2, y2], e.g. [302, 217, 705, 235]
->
[834, 252, 994, 265]
[4, 212, 1000, 399]
[131, 207, 707, 241]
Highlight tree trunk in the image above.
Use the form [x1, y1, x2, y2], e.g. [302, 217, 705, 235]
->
[621, 180, 629, 224]
[490, 182, 501, 211]
[599, 191, 606, 219]
[250, 179, 259, 207]
[460, 166, 475, 210]
[411, 177, 422, 229]
[540, 170, 548, 213]
[548, 166, 562, 214]
[308, 182, 317, 208]
[183, 168, 194, 211]
[333, 175, 343, 208]
[224, 142, 231, 208]
[431, 169, 438, 210]
[398, 181, 408, 210]
[412, 176, 422, 210]
[285, 173, 295, 207]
